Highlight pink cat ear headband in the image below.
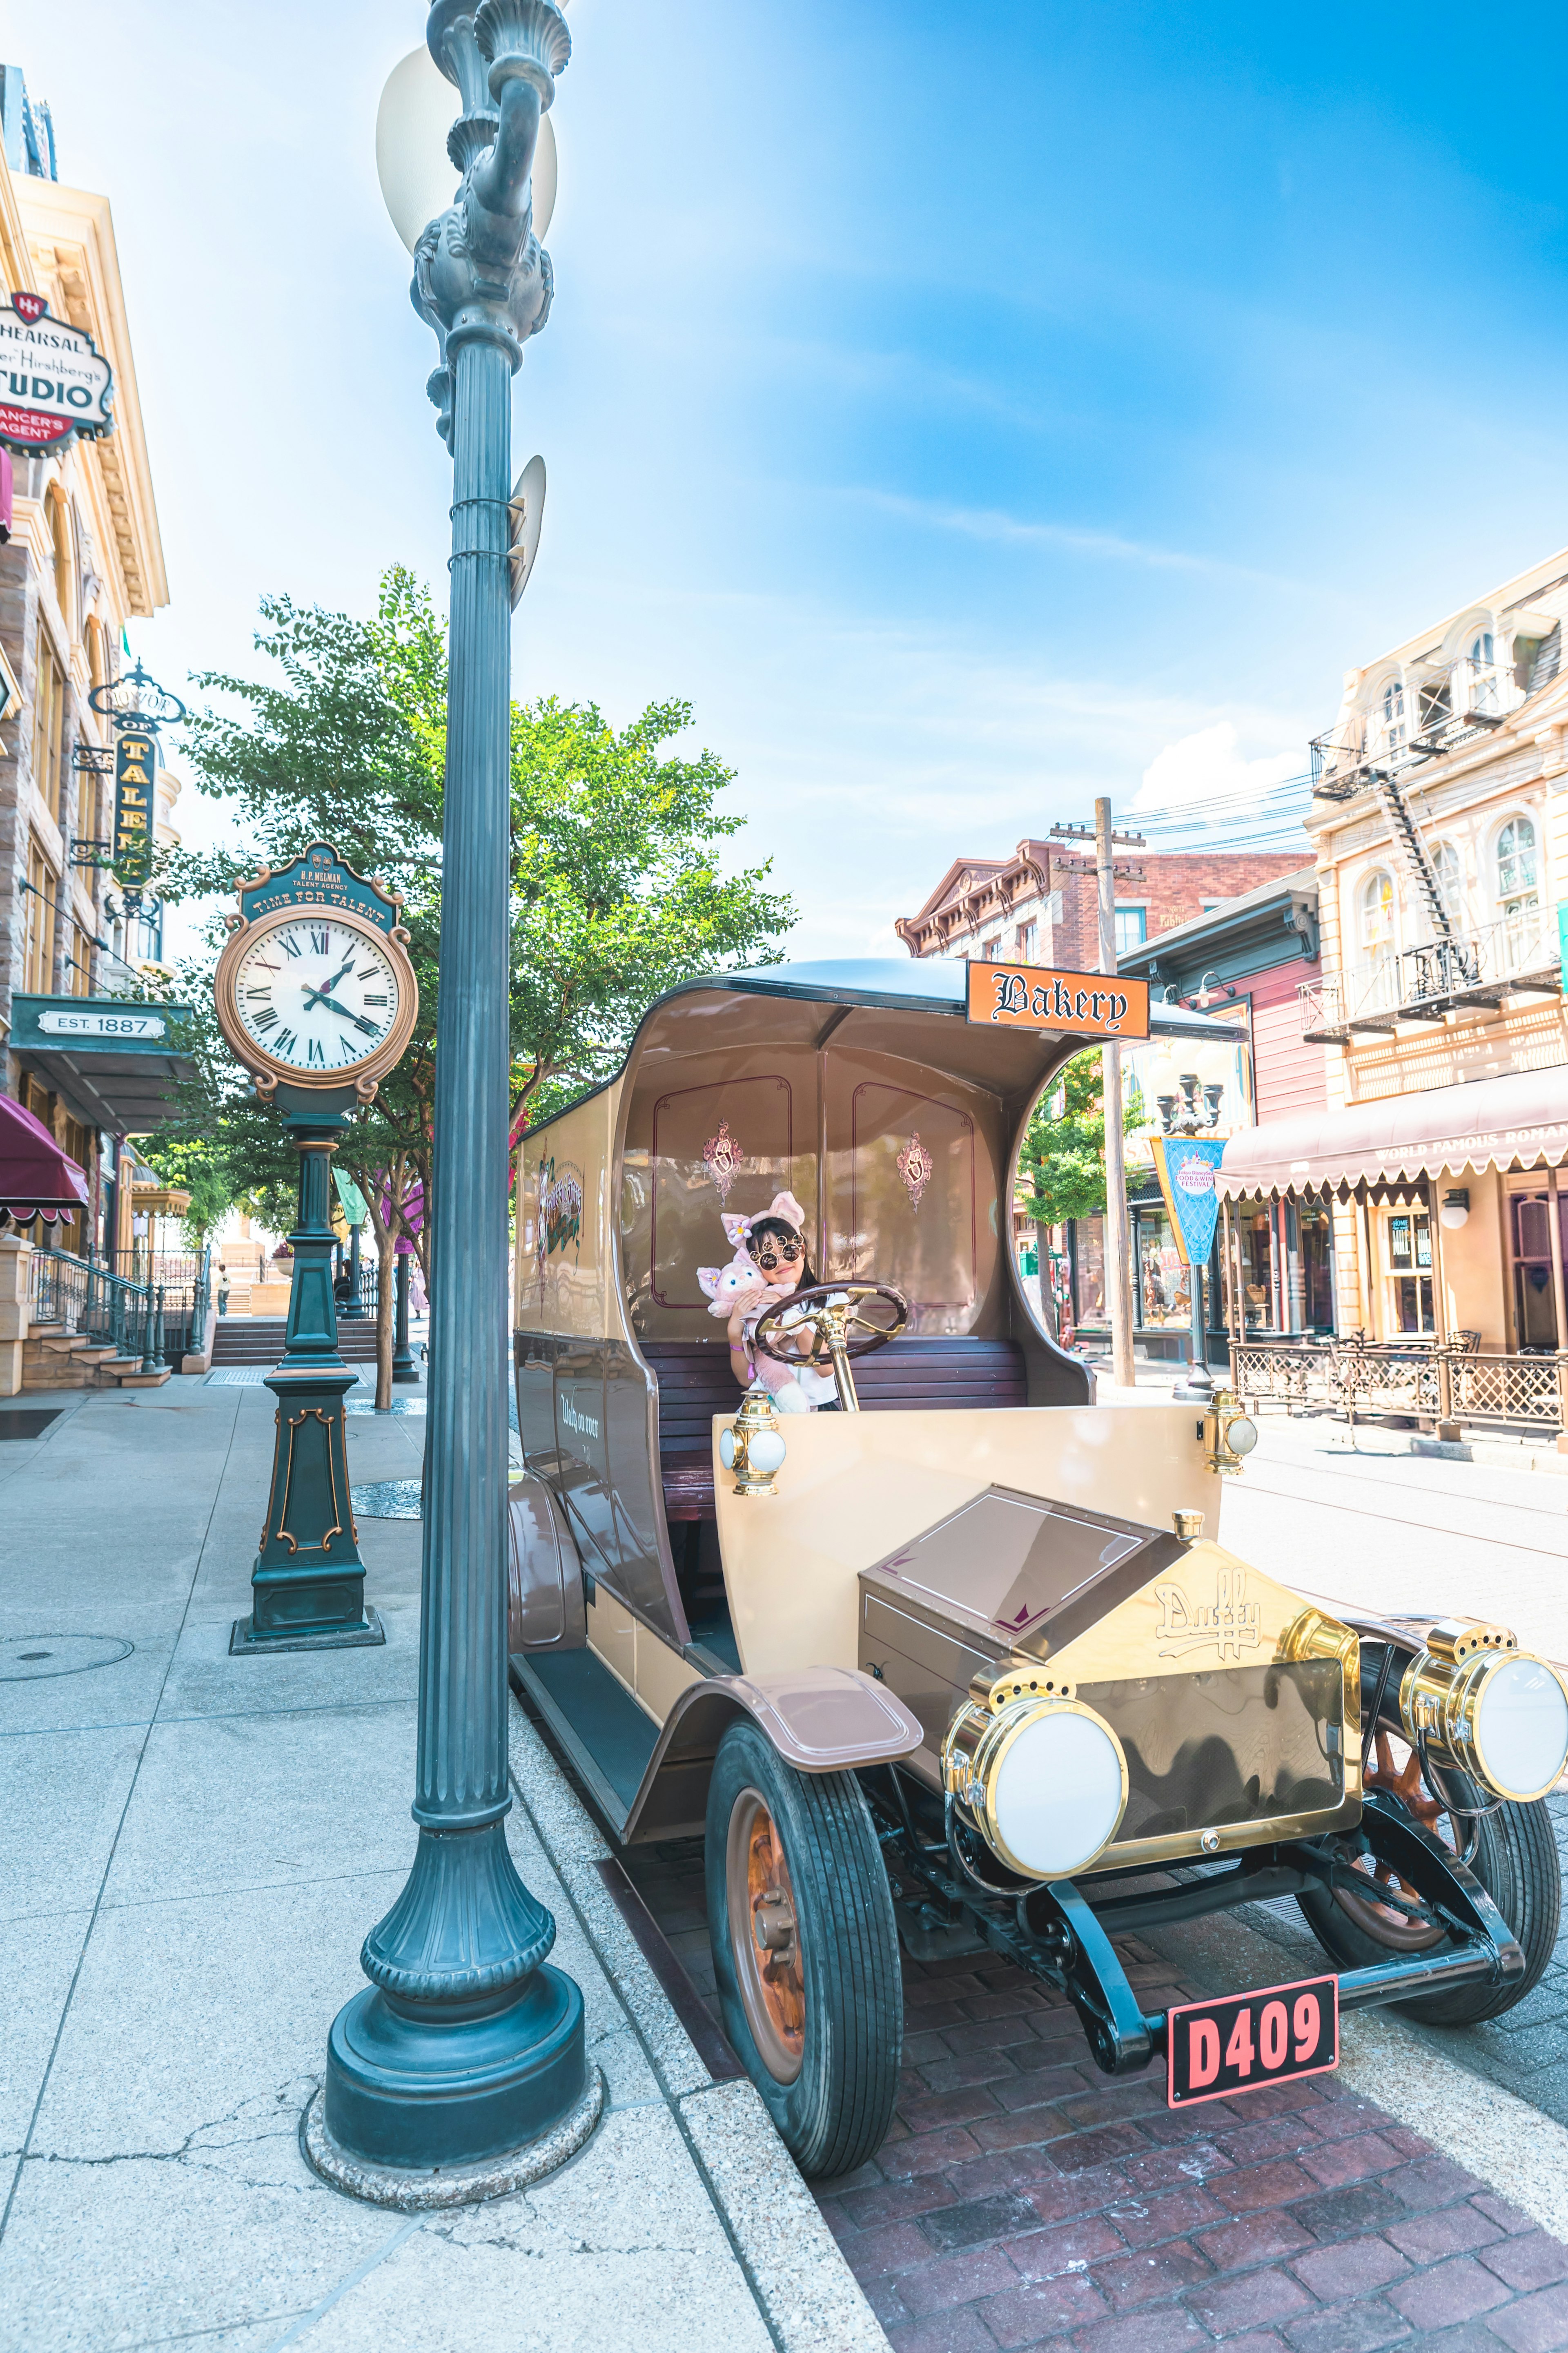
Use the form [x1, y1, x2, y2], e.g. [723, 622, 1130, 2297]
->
[721, 1192, 808, 1250]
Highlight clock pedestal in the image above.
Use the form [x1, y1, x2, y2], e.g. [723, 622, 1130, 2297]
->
[231, 1098, 382, 1655]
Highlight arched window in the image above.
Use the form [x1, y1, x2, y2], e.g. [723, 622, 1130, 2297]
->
[1496, 816, 1537, 912]
[1381, 678, 1405, 751]
[1359, 870, 1395, 949]
[47, 486, 74, 639]
[1432, 840, 1462, 926]
[1467, 628, 1498, 715]
[1470, 630, 1494, 667]
[86, 615, 107, 692]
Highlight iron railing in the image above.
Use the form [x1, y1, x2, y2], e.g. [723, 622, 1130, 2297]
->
[1234, 1339, 1567, 1434]
[1310, 656, 1526, 802]
[28, 1245, 165, 1370]
[1299, 905, 1561, 1039]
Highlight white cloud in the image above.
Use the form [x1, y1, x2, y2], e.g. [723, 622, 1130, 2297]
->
[1134, 720, 1301, 814]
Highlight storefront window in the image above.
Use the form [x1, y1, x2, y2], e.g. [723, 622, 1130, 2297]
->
[1135, 1207, 1191, 1327]
[1234, 1205, 1277, 1331]
[1512, 1194, 1561, 1350]
[1298, 1203, 1336, 1332]
[1385, 1208, 1433, 1334]
[1074, 1214, 1106, 1327]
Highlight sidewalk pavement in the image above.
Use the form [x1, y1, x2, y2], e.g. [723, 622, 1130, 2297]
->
[0, 1376, 884, 2353]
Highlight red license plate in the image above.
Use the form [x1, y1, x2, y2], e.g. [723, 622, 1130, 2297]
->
[1166, 1973, 1339, 2107]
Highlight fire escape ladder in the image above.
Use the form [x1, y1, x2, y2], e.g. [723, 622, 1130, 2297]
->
[1371, 771, 1450, 939]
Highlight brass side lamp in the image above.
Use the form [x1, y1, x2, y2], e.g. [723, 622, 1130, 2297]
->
[720, 1383, 788, 1497]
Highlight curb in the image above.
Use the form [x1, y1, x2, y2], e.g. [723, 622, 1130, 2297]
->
[506, 1697, 891, 2353]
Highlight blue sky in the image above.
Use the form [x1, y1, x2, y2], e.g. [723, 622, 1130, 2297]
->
[17, 0, 1568, 959]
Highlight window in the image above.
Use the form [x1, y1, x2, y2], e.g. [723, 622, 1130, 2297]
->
[1015, 920, 1037, 963]
[1496, 816, 1538, 912]
[23, 836, 56, 992]
[31, 634, 65, 825]
[1359, 869, 1395, 949]
[1381, 677, 1405, 751]
[1385, 1206, 1434, 1334]
[1114, 906, 1147, 953]
[1466, 629, 1499, 716]
[48, 486, 75, 637]
[1432, 840, 1463, 926]
[1470, 631, 1494, 667]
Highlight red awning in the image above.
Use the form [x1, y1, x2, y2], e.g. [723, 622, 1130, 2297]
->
[1216, 1064, 1568, 1198]
[0, 1093, 90, 1224]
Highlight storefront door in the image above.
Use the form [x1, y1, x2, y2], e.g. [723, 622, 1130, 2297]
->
[1384, 1206, 1434, 1334]
[1512, 1193, 1562, 1350]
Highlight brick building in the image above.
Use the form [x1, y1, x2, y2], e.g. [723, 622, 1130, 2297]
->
[894, 837, 1308, 967]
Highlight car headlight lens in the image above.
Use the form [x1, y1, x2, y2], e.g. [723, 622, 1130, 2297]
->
[1401, 1631, 1568, 1803]
[747, 1427, 786, 1475]
[1472, 1656, 1568, 1800]
[942, 1696, 1128, 1880]
[719, 1427, 737, 1470]
[1226, 1413, 1258, 1457]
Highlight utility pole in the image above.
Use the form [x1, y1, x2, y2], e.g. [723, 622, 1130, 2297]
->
[1094, 798, 1139, 1393]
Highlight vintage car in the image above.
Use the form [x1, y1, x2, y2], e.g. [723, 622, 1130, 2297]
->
[509, 957, 1568, 2179]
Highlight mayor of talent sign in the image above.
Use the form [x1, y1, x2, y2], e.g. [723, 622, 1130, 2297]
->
[0, 293, 114, 455]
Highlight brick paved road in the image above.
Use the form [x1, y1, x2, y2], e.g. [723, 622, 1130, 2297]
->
[622, 1838, 1568, 2353]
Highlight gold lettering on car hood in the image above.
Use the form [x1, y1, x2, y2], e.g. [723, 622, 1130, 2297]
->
[1153, 1565, 1261, 1662]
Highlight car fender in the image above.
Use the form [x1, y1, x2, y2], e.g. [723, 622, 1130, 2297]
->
[624, 1664, 923, 1844]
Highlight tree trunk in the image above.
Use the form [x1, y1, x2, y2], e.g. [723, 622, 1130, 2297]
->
[375, 1229, 396, 1410]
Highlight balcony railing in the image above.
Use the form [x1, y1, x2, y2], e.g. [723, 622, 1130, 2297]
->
[1300, 906, 1561, 1041]
[1310, 656, 1527, 801]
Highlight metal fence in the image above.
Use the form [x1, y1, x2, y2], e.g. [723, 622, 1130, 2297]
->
[1234, 1340, 1568, 1435]
[29, 1247, 165, 1371]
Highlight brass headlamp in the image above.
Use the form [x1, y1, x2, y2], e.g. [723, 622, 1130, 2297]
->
[1203, 1387, 1258, 1476]
[1398, 1620, 1568, 1803]
[941, 1668, 1127, 1882]
[718, 1383, 787, 1498]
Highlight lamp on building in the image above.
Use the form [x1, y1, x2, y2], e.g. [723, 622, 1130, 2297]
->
[1440, 1188, 1470, 1231]
[310, 0, 595, 2209]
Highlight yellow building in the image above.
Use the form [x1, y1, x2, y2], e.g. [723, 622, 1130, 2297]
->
[1220, 548, 1568, 1382]
[0, 63, 187, 1265]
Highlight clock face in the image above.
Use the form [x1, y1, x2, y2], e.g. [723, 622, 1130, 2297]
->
[231, 917, 403, 1076]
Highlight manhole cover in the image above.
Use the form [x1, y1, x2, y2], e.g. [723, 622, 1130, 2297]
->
[0, 1634, 135, 1682]
[351, 1480, 423, 1520]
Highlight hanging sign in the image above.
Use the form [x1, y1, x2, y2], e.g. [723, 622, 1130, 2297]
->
[111, 730, 157, 883]
[1150, 1135, 1226, 1268]
[0, 294, 114, 453]
[1558, 901, 1567, 996]
[967, 959, 1149, 1039]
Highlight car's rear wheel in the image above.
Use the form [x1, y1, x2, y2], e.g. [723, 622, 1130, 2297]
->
[1298, 1724, 1560, 2023]
[706, 1719, 901, 2178]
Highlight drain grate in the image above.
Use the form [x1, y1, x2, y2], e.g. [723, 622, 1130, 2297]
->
[0, 1634, 134, 1681]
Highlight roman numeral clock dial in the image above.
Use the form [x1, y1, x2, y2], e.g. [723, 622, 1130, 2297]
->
[215, 888, 417, 1101]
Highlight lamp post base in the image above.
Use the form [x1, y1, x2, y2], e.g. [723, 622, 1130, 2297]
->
[303, 2062, 604, 2211]
[320, 1958, 591, 2187]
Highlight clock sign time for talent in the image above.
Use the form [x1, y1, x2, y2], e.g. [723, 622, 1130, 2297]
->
[214, 844, 418, 1104]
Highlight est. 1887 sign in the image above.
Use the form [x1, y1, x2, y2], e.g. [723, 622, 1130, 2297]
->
[0, 292, 114, 455]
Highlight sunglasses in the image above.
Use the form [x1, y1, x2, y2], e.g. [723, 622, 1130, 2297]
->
[749, 1236, 802, 1267]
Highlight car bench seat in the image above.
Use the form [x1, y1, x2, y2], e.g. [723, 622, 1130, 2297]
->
[641, 1337, 1028, 1523]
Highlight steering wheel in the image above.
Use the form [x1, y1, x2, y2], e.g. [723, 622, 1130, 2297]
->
[751, 1282, 909, 1412]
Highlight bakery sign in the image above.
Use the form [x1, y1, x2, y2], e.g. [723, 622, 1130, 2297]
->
[966, 959, 1150, 1039]
[0, 292, 114, 454]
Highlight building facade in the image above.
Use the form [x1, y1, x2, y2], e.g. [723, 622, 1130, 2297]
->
[1219, 548, 1568, 1365]
[894, 837, 1306, 967]
[0, 66, 184, 1264]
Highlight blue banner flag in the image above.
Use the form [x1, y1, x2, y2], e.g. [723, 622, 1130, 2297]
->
[1149, 1135, 1226, 1268]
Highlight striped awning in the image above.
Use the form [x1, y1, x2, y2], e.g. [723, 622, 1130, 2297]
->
[1215, 1064, 1568, 1198]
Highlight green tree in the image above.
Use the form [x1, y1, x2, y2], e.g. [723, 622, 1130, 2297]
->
[1015, 1049, 1140, 1228]
[135, 1132, 236, 1252]
[154, 567, 793, 1401]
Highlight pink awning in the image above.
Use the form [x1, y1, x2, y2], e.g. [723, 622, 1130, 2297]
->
[1216, 1064, 1568, 1198]
[0, 1093, 90, 1223]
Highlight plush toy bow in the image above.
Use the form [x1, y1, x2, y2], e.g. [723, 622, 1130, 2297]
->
[721, 1191, 808, 1251]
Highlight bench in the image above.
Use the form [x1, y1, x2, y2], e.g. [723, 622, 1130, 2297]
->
[642, 1337, 1028, 1522]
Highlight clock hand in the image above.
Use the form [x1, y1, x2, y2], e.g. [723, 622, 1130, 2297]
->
[303, 955, 356, 1011]
[310, 992, 380, 1037]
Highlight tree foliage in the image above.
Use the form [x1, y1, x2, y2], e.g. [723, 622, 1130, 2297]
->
[1015, 1050, 1140, 1229]
[149, 568, 793, 1396]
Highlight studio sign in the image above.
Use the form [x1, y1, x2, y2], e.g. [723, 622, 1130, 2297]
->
[0, 293, 114, 455]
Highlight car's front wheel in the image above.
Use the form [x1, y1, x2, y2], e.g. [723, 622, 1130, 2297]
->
[705, 1718, 902, 2178]
[1298, 1725, 1560, 2024]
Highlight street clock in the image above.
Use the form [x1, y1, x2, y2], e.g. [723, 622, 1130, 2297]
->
[214, 844, 418, 1104]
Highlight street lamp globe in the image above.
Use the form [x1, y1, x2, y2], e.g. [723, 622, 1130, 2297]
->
[376, 42, 557, 255]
